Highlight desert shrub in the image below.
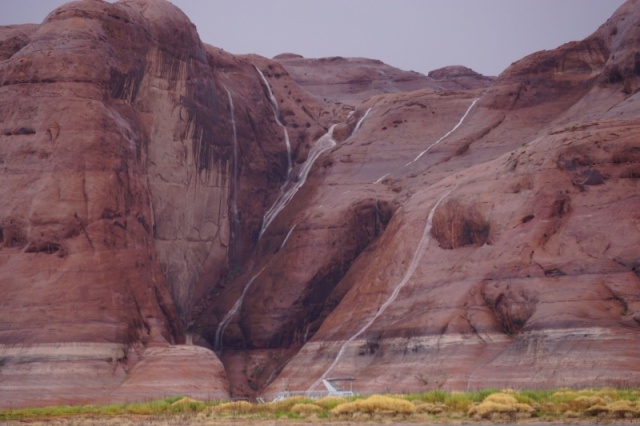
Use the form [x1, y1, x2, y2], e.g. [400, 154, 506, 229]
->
[264, 396, 309, 413]
[171, 397, 198, 405]
[331, 395, 416, 416]
[468, 393, 535, 419]
[484, 393, 518, 405]
[537, 393, 604, 415]
[290, 403, 322, 416]
[314, 396, 346, 409]
[605, 400, 639, 418]
[585, 404, 608, 416]
[551, 390, 577, 399]
[593, 387, 620, 400]
[412, 401, 447, 414]
[167, 397, 205, 413]
[209, 400, 254, 415]
[570, 395, 605, 410]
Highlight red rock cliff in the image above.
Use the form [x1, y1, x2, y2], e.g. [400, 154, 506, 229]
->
[1, 0, 640, 407]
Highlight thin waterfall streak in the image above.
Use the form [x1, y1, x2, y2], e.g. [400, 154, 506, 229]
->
[308, 184, 458, 391]
[224, 85, 239, 218]
[351, 107, 372, 138]
[303, 325, 310, 343]
[255, 66, 292, 178]
[280, 224, 297, 250]
[374, 173, 390, 184]
[259, 124, 337, 239]
[214, 265, 268, 352]
[406, 98, 480, 166]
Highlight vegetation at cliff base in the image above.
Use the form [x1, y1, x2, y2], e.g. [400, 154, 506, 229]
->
[3, 388, 640, 423]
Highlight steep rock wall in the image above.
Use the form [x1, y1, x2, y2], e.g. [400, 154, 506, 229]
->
[1, 0, 640, 406]
[263, 0, 640, 395]
[0, 0, 235, 406]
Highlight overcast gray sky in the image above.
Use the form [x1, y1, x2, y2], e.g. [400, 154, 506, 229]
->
[0, 0, 626, 76]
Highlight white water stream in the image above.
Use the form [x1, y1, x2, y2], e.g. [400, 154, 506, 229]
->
[308, 184, 458, 391]
[255, 66, 292, 178]
[214, 265, 267, 352]
[259, 124, 338, 239]
[374, 172, 390, 184]
[223, 85, 239, 221]
[405, 98, 479, 166]
[279, 224, 297, 250]
[351, 107, 372, 138]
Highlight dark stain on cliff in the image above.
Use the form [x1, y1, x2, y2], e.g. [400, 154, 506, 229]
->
[109, 58, 146, 102]
[268, 199, 394, 349]
[431, 198, 491, 249]
[182, 78, 231, 174]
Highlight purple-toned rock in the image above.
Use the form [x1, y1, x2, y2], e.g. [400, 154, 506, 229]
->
[1, 0, 640, 408]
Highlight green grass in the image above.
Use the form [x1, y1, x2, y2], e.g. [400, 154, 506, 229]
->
[3, 387, 640, 422]
[0, 397, 212, 421]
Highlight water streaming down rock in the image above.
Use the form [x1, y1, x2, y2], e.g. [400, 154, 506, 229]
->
[307, 184, 458, 391]
[215, 217, 303, 353]
[405, 98, 479, 166]
[351, 107, 372, 138]
[259, 124, 338, 239]
[255, 66, 292, 178]
[214, 265, 267, 352]
[223, 85, 239, 227]
[374, 172, 390, 184]
[279, 224, 297, 251]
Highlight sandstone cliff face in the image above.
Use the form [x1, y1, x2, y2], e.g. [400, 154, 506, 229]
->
[1, 0, 639, 407]
[260, 0, 640, 395]
[0, 0, 237, 406]
[0, 0, 342, 407]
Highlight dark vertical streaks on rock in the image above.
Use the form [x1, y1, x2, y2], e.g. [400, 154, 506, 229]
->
[431, 199, 491, 249]
[260, 200, 394, 350]
[108, 58, 147, 102]
[182, 78, 229, 174]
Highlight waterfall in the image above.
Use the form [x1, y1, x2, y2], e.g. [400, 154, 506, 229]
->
[374, 172, 390, 184]
[279, 224, 297, 251]
[214, 265, 267, 353]
[308, 184, 458, 391]
[223, 85, 239, 223]
[351, 107, 372, 138]
[259, 124, 337, 239]
[255, 66, 292, 179]
[406, 98, 479, 166]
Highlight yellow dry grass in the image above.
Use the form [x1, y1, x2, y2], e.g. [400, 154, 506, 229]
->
[263, 396, 308, 413]
[170, 397, 199, 406]
[331, 394, 416, 416]
[484, 393, 518, 405]
[571, 395, 605, 409]
[208, 400, 254, 415]
[604, 400, 639, 418]
[314, 396, 346, 409]
[468, 393, 535, 419]
[412, 400, 447, 414]
[552, 390, 577, 399]
[290, 403, 322, 416]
